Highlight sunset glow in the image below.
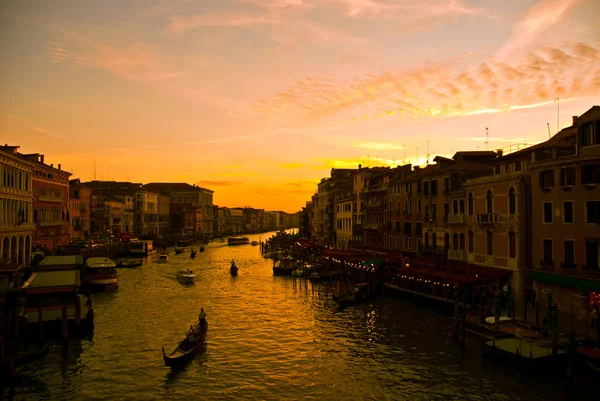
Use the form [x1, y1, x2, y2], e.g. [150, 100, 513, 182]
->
[1, 0, 599, 212]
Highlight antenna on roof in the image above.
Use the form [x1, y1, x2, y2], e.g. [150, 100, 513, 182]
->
[555, 97, 560, 133]
[426, 140, 430, 164]
[93, 160, 97, 180]
[485, 127, 489, 151]
[547, 123, 551, 138]
[403, 145, 406, 164]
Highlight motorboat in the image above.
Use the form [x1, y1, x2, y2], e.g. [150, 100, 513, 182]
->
[227, 237, 249, 245]
[174, 247, 185, 254]
[273, 256, 296, 276]
[251, 241, 259, 246]
[177, 269, 195, 284]
[84, 257, 118, 291]
[157, 254, 169, 263]
[116, 259, 143, 268]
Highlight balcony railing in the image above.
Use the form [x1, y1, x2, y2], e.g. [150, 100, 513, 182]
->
[39, 220, 67, 227]
[418, 244, 447, 255]
[447, 249, 466, 261]
[540, 259, 555, 269]
[477, 213, 498, 224]
[0, 222, 35, 231]
[560, 262, 577, 270]
[448, 214, 466, 224]
[38, 195, 63, 203]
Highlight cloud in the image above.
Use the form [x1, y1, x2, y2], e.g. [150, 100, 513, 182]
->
[496, 0, 582, 59]
[255, 41, 600, 122]
[332, 0, 482, 18]
[196, 180, 243, 186]
[285, 180, 319, 188]
[279, 162, 304, 169]
[29, 125, 63, 138]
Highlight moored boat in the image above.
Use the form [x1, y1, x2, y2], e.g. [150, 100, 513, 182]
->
[162, 320, 208, 367]
[251, 241, 259, 246]
[176, 269, 195, 284]
[116, 258, 143, 268]
[227, 237, 249, 245]
[83, 257, 118, 291]
[273, 255, 296, 276]
[174, 247, 185, 254]
[157, 254, 169, 263]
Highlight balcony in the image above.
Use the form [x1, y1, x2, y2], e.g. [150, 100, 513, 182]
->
[477, 213, 498, 224]
[40, 220, 67, 227]
[0, 222, 35, 231]
[540, 259, 555, 269]
[38, 195, 63, 203]
[365, 223, 380, 230]
[448, 214, 466, 224]
[560, 262, 577, 270]
[418, 244, 447, 255]
[447, 249, 466, 261]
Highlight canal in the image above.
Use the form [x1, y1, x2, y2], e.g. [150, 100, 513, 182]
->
[12, 232, 575, 400]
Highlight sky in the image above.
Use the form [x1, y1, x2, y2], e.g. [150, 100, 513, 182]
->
[1, 0, 599, 213]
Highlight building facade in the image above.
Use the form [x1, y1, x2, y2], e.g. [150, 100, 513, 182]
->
[68, 179, 91, 240]
[0, 146, 34, 266]
[135, 190, 159, 236]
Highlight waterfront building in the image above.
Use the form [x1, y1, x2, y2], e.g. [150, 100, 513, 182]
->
[107, 197, 126, 235]
[216, 207, 230, 235]
[242, 207, 264, 232]
[312, 178, 332, 244]
[335, 189, 353, 250]
[134, 190, 159, 236]
[228, 208, 244, 234]
[90, 195, 108, 236]
[387, 164, 414, 251]
[529, 107, 600, 311]
[362, 170, 391, 250]
[198, 187, 215, 236]
[299, 201, 313, 238]
[0, 145, 34, 266]
[157, 194, 170, 237]
[17, 153, 71, 251]
[68, 179, 91, 240]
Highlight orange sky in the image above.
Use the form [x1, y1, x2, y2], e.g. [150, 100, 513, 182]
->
[1, 0, 599, 213]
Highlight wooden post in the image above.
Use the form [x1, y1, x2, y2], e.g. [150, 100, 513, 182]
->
[453, 285, 460, 342]
[62, 305, 69, 340]
[75, 295, 81, 327]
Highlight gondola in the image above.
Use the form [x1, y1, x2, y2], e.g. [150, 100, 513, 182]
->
[162, 320, 208, 367]
[174, 247, 185, 254]
[230, 265, 238, 276]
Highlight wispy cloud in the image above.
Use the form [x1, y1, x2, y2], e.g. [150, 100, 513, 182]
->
[255, 41, 600, 122]
[332, 0, 482, 18]
[29, 125, 63, 138]
[496, 0, 582, 59]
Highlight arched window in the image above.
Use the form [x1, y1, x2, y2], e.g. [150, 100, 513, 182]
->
[453, 233, 459, 250]
[425, 232, 429, 245]
[432, 233, 437, 247]
[383, 210, 388, 224]
[444, 233, 450, 250]
[486, 190, 493, 214]
[459, 199, 465, 214]
[397, 200, 400, 214]
[508, 187, 516, 215]
[459, 233, 466, 251]
[453, 200, 458, 214]
[468, 193, 474, 216]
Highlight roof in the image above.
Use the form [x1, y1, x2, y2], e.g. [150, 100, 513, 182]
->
[22, 270, 81, 289]
[144, 183, 214, 194]
[38, 255, 84, 268]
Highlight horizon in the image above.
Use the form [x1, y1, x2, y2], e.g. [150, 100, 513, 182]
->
[1, 0, 599, 212]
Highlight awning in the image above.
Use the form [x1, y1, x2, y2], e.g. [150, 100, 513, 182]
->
[574, 278, 600, 293]
[530, 271, 579, 287]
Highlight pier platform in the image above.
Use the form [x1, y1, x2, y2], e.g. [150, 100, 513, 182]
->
[482, 337, 566, 372]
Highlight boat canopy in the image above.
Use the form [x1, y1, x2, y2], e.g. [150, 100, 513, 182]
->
[22, 270, 81, 290]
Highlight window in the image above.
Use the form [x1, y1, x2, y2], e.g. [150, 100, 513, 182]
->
[453, 233, 459, 250]
[539, 170, 554, 188]
[514, 161, 522, 172]
[444, 202, 449, 219]
[585, 240, 599, 270]
[453, 200, 458, 214]
[543, 202, 553, 223]
[417, 199, 422, 214]
[563, 240, 575, 268]
[586, 201, 600, 224]
[416, 222, 422, 235]
[559, 167, 576, 186]
[431, 204, 437, 220]
[431, 180, 438, 195]
[581, 122, 599, 146]
[468, 193, 474, 216]
[509, 232, 516, 259]
[581, 164, 600, 185]
[423, 181, 430, 196]
[486, 190, 493, 213]
[508, 188, 516, 215]
[425, 205, 429, 220]
[563, 201, 574, 223]
[444, 233, 450, 250]
[459, 233, 465, 250]
[459, 199, 465, 214]
[408, 200, 413, 214]
[486, 231, 493, 255]
[405, 182, 412, 194]
[543, 239, 553, 265]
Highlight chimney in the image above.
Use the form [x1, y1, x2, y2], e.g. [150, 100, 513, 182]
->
[58, 164, 61, 170]
[40, 155, 45, 164]
[496, 149, 503, 157]
[572, 116, 578, 125]
[50, 163, 53, 168]
[358, 164, 362, 169]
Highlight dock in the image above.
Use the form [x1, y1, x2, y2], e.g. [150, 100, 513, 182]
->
[482, 337, 567, 372]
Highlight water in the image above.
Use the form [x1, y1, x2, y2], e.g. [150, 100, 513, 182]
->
[11, 232, 574, 400]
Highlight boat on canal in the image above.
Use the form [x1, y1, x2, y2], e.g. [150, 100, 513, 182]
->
[176, 269, 195, 284]
[83, 257, 118, 291]
[162, 320, 208, 367]
[157, 254, 169, 263]
[273, 256, 296, 276]
[116, 258, 143, 268]
[129, 240, 156, 257]
[251, 240, 259, 246]
[230, 261, 238, 276]
[174, 247, 185, 254]
[227, 236, 249, 245]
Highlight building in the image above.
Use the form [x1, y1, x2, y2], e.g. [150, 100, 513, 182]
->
[17, 153, 72, 251]
[68, 179, 91, 240]
[228, 208, 244, 234]
[312, 178, 333, 244]
[134, 190, 159, 236]
[362, 170, 391, 250]
[107, 198, 126, 234]
[0, 145, 34, 266]
[199, 187, 215, 236]
[299, 201, 313, 238]
[157, 194, 170, 237]
[529, 107, 600, 312]
[242, 207, 264, 232]
[335, 189, 353, 250]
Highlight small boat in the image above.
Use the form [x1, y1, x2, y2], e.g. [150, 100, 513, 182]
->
[162, 320, 208, 367]
[227, 237, 249, 245]
[251, 241, 259, 246]
[273, 256, 296, 276]
[199, 246, 205, 252]
[174, 247, 185, 254]
[117, 259, 143, 268]
[177, 269, 195, 284]
[230, 265, 238, 276]
[190, 250, 197, 259]
[157, 254, 169, 263]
